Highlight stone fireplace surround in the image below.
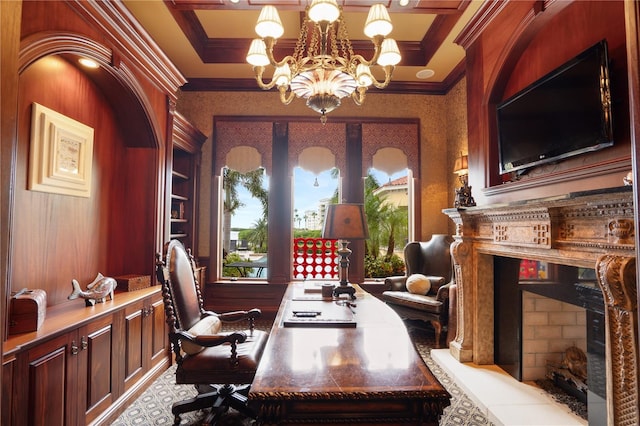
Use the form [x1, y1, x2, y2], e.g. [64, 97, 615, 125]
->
[443, 186, 638, 425]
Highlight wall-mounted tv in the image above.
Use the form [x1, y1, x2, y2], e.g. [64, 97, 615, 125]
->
[497, 40, 613, 175]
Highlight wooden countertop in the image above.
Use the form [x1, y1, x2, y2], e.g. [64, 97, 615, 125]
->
[3, 286, 161, 357]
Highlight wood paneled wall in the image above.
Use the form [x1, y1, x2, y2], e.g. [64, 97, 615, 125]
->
[12, 56, 160, 307]
[4, 0, 184, 314]
[460, 0, 632, 205]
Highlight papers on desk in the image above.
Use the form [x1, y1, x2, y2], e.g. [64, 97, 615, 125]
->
[303, 281, 323, 293]
[282, 300, 356, 328]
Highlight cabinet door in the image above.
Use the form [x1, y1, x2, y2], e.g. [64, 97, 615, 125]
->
[123, 299, 145, 392]
[24, 332, 77, 426]
[150, 293, 167, 365]
[81, 314, 117, 424]
[2, 356, 16, 426]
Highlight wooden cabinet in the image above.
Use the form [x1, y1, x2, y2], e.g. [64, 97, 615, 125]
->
[170, 113, 206, 254]
[21, 332, 76, 426]
[123, 292, 166, 392]
[7, 314, 116, 426]
[2, 288, 168, 426]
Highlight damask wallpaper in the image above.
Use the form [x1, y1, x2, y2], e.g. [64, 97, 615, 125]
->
[176, 78, 467, 257]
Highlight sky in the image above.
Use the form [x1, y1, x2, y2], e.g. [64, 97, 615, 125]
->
[231, 167, 407, 229]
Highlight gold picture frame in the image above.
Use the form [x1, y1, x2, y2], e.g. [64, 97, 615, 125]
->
[29, 103, 94, 197]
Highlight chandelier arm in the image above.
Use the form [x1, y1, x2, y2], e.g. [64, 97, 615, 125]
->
[279, 86, 296, 105]
[252, 66, 279, 91]
[263, 37, 300, 70]
[351, 87, 367, 106]
[366, 35, 384, 65]
[369, 65, 395, 89]
[350, 54, 374, 67]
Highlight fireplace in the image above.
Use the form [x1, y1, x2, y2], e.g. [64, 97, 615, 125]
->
[444, 186, 639, 425]
[493, 258, 607, 422]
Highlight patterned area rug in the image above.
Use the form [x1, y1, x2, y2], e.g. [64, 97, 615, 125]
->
[113, 319, 492, 426]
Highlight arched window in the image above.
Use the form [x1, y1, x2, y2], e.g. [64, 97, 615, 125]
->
[210, 118, 419, 284]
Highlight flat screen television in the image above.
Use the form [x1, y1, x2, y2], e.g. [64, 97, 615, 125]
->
[496, 40, 614, 175]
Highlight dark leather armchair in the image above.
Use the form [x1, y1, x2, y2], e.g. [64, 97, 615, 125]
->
[156, 239, 268, 425]
[381, 234, 455, 348]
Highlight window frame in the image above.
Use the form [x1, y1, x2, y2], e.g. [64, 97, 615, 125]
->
[209, 117, 420, 284]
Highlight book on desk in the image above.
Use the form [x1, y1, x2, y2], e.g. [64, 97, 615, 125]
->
[282, 300, 356, 328]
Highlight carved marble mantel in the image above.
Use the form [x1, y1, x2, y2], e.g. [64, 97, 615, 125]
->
[443, 186, 638, 426]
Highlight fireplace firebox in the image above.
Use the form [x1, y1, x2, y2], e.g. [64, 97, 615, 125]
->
[493, 257, 605, 423]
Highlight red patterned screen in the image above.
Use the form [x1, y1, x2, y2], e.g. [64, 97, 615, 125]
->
[293, 238, 338, 280]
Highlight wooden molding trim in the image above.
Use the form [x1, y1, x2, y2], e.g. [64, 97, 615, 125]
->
[482, 156, 632, 197]
[66, 0, 186, 96]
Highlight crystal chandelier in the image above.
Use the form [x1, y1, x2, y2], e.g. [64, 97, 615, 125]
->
[246, 0, 401, 124]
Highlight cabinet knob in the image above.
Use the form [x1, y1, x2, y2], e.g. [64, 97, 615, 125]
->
[71, 341, 79, 355]
[81, 336, 88, 350]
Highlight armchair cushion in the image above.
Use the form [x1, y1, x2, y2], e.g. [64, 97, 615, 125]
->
[382, 290, 445, 314]
[406, 274, 445, 295]
[182, 315, 223, 355]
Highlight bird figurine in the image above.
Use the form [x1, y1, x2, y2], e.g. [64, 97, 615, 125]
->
[68, 273, 117, 306]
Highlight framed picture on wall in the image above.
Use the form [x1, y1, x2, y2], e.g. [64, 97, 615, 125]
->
[28, 102, 94, 198]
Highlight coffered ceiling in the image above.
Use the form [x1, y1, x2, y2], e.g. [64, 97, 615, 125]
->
[123, 0, 483, 94]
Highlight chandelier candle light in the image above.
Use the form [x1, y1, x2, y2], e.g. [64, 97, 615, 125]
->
[246, 0, 401, 124]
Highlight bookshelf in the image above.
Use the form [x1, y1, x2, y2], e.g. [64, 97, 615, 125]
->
[170, 113, 206, 254]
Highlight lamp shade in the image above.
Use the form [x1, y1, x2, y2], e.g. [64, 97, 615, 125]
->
[377, 38, 401, 66]
[454, 154, 469, 175]
[273, 63, 292, 87]
[356, 64, 374, 87]
[364, 4, 393, 38]
[246, 39, 270, 66]
[255, 5, 284, 39]
[322, 204, 369, 240]
[308, 0, 340, 23]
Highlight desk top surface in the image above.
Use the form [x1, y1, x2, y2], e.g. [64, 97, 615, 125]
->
[249, 283, 448, 399]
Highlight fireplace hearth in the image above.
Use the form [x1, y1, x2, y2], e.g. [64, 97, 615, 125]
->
[444, 186, 639, 425]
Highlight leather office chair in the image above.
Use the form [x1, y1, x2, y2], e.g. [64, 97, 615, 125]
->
[156, 239, 268, 425]
[381, 234, 455, 348]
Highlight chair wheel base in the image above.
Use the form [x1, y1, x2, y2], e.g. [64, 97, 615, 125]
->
[172, 384, 255, 426]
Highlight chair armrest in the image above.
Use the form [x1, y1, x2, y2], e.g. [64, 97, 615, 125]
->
[214, 308, 262, 332]
[173, 330, 247, 347]
[435, 282, 452, 302]
[384, 276, 408, 292]
[210, 308, 262, 322]
[192, 331, 248, 346]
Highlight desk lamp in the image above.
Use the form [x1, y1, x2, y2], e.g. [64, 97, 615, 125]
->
[453, 153, 476, 208]
[322, 203, 369, 299]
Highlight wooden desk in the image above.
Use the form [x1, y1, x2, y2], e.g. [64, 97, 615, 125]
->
[248, 283, 451, 425]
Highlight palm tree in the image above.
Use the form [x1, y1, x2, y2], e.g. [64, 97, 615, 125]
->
[363, 173, 409, 261]
[222, 167, 268, 254]
[247, 217, 268, 253]
[363, 173, 388, 260]
[323, 169, 408, 264]
[380, 205, 408, 261]
[222, 168, 242, 255]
